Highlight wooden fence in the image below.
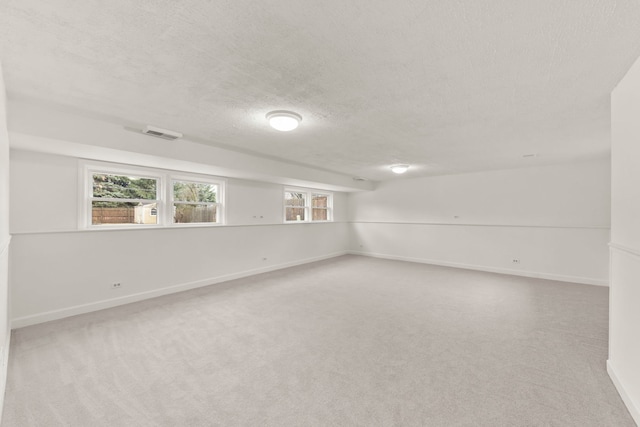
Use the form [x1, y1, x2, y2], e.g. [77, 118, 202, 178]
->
[92, 207, 135, 224]
[93, 206, 216, 224]
[285, 196, 328, 221]
[174, 205, 216, 223]
[95, 202, 322, 224]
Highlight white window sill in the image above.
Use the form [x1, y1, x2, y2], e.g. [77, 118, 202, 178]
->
[283, 220, 334, 225]
[11, 221, 344, 235]
[83, 222, 226, 231]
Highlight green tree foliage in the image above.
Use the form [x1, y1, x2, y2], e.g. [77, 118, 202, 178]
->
[173, 182, 216, 203]
[92, 174, 157, 207]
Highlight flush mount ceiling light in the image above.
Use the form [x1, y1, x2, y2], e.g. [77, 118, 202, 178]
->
[390, 164, 410, 174]
[266, 110, 302, 131]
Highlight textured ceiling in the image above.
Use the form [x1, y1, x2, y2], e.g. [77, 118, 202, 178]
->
[2, 0, 640, 181]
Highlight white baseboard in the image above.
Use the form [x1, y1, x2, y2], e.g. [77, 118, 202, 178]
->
[11, 251, 347, 329]
[0, 327, 11, 423]
[607, 360, 640, 426]
[347, 250, 608, 286]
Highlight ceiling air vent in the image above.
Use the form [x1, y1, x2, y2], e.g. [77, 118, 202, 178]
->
[142, 125, 183, 141]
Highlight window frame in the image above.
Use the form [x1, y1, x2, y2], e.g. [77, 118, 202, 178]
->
[79, 161, 225, 229]
[283, 187, 333, 223]
[170, 174, 224, 226]
[310, 192, 331, 222]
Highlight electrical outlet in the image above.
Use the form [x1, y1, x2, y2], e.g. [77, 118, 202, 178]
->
[512, 259, 520, 264]
[111, 282, 122, 289]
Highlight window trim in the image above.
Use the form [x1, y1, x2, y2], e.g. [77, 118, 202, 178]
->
[170, 174, 224, 226]
[283, 187, 333, 223]
[309, 192, 332, 222]
[79, 161, 226, 229]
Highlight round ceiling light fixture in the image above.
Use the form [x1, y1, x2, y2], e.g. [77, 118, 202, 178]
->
[390, 164, 410, 174]
[266, 110, 302, 131]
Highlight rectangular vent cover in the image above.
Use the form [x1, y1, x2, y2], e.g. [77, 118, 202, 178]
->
[142, 125, 182, 140]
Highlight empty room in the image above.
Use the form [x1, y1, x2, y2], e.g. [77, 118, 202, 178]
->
[1, 1, 640, 426]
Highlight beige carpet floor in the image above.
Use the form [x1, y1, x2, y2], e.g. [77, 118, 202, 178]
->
[1, 255, 635, 426]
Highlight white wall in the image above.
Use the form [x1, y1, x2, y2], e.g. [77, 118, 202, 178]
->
[0, 63, 11, 418]
[6, 98, 358, 328]
[608, 54, 640, 424]
[348, 161, 611, 285]
[7, 99, 372, 193]
[9, 149, 349, 327]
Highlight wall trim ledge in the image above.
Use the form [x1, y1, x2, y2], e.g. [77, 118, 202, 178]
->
[607, 360, 640, 425]
[11, 251, 348, 329]
[347, 250, 608, 286]
[610, 242, 640, 259]
[10, 221, 348, 236]
[349, 220, 610, 229]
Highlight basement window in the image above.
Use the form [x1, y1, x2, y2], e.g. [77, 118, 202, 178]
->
[285, 191, 307, 221]
[172, 179, 220, 224]
[90, 172, 160, 226]
[311, 193, 330, 221]
[284, 188, 332, 223]
[80, 161, 225, 229]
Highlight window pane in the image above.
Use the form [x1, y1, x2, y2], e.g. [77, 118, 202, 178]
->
[285, 192, 306, 207]
[286, 207, 306, 221]
[312, 208, 328, 221]
[173, 204, 217, 223]
[173, 181, 217, 203]
[93, 174, 157, 200]
[92, 201, 158, 225]
[312, 194, 328, 208]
